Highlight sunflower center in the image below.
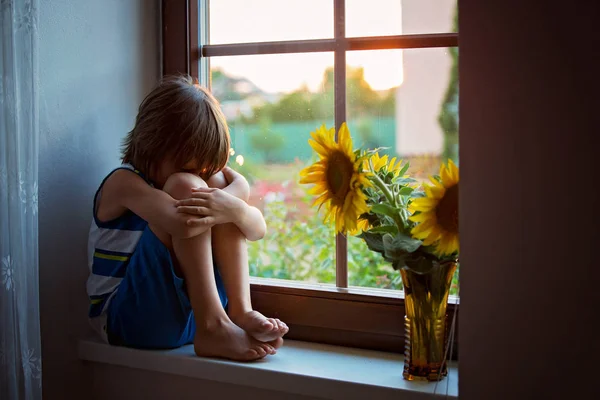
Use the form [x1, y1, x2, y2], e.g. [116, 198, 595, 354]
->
[326, 150, 354, 204]
[436, 183, 459, 233]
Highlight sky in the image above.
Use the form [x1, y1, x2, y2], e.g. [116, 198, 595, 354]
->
[208, 0, 447, 93]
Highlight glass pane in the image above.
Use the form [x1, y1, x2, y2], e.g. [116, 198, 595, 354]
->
[211, 53, 336, 284]
[209, 0, 334, 45]
[346, 47, 459, 290]
[346, 0, 457, 37]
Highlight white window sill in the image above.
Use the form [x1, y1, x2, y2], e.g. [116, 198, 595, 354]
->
[78, 338, 458, 399]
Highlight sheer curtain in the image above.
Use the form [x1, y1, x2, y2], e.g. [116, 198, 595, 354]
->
[0, 0, 42, 399]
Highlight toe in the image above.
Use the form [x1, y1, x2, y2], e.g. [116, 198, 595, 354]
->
[261, 343, 275, 355]
[261, 319, 275, 331]
[270, 337, 284, 349]
[254, 346, 267, 358]
[276, 319, 289, 334]
[246, 349, 260, 360]
[267, 318, 279, 332]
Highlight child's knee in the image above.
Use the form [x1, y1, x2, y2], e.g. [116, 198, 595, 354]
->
[207, 171, 228, 189]
[163, 172, 207, 200]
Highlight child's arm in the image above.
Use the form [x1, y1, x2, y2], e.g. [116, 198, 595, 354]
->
[181, 188, 267, 241]
[102, 169, 213, 239]
[176, 168, 267, 241]
[231, 202, 267, 242]
[221, 168, 267, 241]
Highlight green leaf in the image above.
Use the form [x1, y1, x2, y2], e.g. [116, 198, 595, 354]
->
[393, 176, 417, 185]
[363, 147, 390, 157]
[358, 231, 386, 254]
[367, 225, 399, 235]
[399, 186, 414, 196]
[319, 258, 333, 271]
[404, 256, 437, 274]
[382, 233, 423, 260]
[370, 203, 400, 220]
[411, 190, 426, 199]
[399, 162, 410, 177]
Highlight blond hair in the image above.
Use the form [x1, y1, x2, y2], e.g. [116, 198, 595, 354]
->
[122, 75, 230, 180]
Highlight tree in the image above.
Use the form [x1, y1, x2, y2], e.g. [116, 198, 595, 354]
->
[246, 66, 396, 123]
[438, 8, 459, 162]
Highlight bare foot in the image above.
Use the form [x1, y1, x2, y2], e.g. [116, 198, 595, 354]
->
[194, 318, 276, 361]
[269, 337, 284, 350]
[231, 310, 289, 342]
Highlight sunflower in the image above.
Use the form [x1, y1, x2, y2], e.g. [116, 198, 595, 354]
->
[409, 159, 459, 256]
[366, 152, 403, 176]
[300, 124, 371, 234]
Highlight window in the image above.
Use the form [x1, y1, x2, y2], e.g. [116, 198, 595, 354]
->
[163, 0, 458, 353]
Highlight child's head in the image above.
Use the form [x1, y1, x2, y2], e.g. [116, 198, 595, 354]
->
[122, 75, 230, 187]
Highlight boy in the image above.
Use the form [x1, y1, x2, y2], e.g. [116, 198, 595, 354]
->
[86, 75, 288, 361]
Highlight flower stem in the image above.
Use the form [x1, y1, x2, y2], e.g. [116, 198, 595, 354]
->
[369, 161, 397, 207]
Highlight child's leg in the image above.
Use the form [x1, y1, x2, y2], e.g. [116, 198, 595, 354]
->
[207, 172, 288, 343]
[160, 172, 276, 360]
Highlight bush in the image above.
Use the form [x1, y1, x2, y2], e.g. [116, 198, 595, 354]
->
[249, 195, 459, 295]
[248, 196, 404, 290]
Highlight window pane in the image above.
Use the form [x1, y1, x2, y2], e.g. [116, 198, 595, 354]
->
[346, 0, 457, 37]
[211, 53, 336, 284]
[345, 47, 459, 290]
[209, 0, 334, 45]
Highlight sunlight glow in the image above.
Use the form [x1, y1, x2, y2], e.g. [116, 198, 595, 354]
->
[210, 0, 405, 92]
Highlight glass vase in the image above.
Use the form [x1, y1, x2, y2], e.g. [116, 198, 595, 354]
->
[400, 261, 457, 381]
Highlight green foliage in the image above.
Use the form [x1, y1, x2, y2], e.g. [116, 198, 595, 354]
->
[227, 118, 396, 164]
[249, 194, 458, 294]
[244, 66, 395, 125]
[248, 118, 286, 163]
[248, 197, 404, 290]
[359, 158, 458, 274]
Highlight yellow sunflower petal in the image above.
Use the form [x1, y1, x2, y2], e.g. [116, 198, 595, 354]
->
[410, 198, 439, 212]
[425, 184, 445, 200]
[308, 139, 332, 159]
[409, 211, 434, 223]
[446, 159, 459, 184]
[440, 164, 453, 187]
[429, 176, 445, 189]
[299, 172, 326, 184]
[308, 183, 328, 195]
[436, 235, 454, 256]
[312, 193, 329, 208]
[411, 218, 436, 235]
[337, 123, 353, 156]
[422, 232, 440, 246]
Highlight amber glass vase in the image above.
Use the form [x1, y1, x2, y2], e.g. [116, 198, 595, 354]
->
[400, 261, 457, 381]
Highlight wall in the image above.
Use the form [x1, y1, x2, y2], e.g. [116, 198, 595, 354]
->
[459, 1, 599, 399]
[395, 0, 454, 156]
[38, 1, 160, 398]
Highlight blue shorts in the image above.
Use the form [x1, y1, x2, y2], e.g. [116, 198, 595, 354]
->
[106, 226, 228, 349]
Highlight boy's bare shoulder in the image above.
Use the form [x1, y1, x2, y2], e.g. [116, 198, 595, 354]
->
[96, 169, 146, 222]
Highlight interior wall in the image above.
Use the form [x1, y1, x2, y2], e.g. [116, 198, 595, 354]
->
[37, 1, 160, 398]
[459, 1, 599, 399]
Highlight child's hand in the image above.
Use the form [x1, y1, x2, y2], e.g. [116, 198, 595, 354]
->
[175, 187, 246, 226]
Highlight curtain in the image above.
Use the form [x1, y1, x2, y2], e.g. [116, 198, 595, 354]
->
[0, 0, 42, 399]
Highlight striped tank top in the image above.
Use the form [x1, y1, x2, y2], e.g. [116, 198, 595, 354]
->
[86, 164, 150, 342]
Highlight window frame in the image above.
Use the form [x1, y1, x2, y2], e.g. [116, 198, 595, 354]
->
[162, 0, 459, 355]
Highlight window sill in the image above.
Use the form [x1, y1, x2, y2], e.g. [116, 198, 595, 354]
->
[78, 338, 458, 399]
